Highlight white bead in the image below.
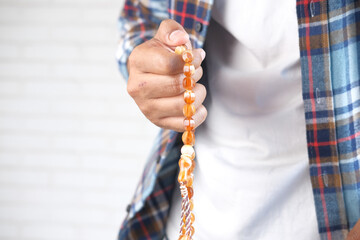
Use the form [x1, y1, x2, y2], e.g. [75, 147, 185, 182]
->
[181, 145, 195, 159]
[175, 45, 186, 55]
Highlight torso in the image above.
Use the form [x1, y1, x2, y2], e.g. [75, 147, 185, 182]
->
[167, 0, 320, 239]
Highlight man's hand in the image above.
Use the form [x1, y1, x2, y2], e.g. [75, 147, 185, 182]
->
[347, 220, 360, 240]
[126, 19, 207, 132]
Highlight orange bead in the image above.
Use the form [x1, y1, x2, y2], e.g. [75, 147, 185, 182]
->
[182, 50, 193, 63]
[187, 186, 193, 199]
[184, 90, 195, 104]
[189, 199, 194, 210]
[183, 63, 195, 76]
[184, 118, 195, 131]
[182, 131, 195, 146]
[175, 45, 186, 55]
[183, 77, 195, 90]
[183, 104, 195, 118]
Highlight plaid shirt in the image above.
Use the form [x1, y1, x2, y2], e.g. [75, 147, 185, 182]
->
[116, 0, 360, 239]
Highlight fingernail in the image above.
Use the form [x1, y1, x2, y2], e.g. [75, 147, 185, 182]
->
[200, 49, 206, 60]
[169, 30, 188, 41]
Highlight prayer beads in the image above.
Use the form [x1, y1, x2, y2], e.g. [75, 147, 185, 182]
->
[183, 77, 195, 90]
[184, 91, 195, 104]
[182, 131, 195, 146]
[175, 45, 186, 55]
[184, 63, 195, 76]
[175, 45, 197, 240]
[181, 145, 195, 158]
[183, 104, 196, 118]
[183, 118, 195, 131]
[182, 50, 193, 63]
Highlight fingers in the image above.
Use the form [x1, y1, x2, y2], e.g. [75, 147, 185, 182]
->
[127, 66, 203, 100]
[154, 19, 190, 47]
[130, 42, 205, 75]
[127, 19, 208, 132]
[155, 83, 207, 118]
[158, 105, 208, 132]
[135, 83, 206, 120]
[141, 66, 203, 99]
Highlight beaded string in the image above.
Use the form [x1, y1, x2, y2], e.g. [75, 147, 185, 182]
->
[175, 45, 196, 240]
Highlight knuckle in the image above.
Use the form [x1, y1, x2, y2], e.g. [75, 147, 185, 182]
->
[126, 75, 143, 98]
[128, 48, 138, 69]
[140, 103, 152, 119]
[128, 42, 148, 70]
[126, 81, 138, 98]
[147, 38, 161, 49]
[127, 75, 150, 98]
[159, 19, 173, 29]
[152, 117, 161, 127]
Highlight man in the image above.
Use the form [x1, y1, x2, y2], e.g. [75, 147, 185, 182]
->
[117, 0, 360, 239]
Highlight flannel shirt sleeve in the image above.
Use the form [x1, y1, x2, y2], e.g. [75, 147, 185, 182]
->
[116, 0, 169, 80]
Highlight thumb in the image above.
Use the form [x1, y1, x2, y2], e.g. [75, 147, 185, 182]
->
[154, 19, 190, 47]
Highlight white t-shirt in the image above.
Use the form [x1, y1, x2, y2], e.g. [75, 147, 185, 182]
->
[166, 0, 320, 239]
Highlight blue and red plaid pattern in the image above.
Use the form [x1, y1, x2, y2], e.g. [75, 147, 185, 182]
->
[297, 0, 360, 239]
[117, 0, 360, 239]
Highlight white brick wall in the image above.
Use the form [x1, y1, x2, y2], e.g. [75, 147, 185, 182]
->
[0, 0, 159, 239]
